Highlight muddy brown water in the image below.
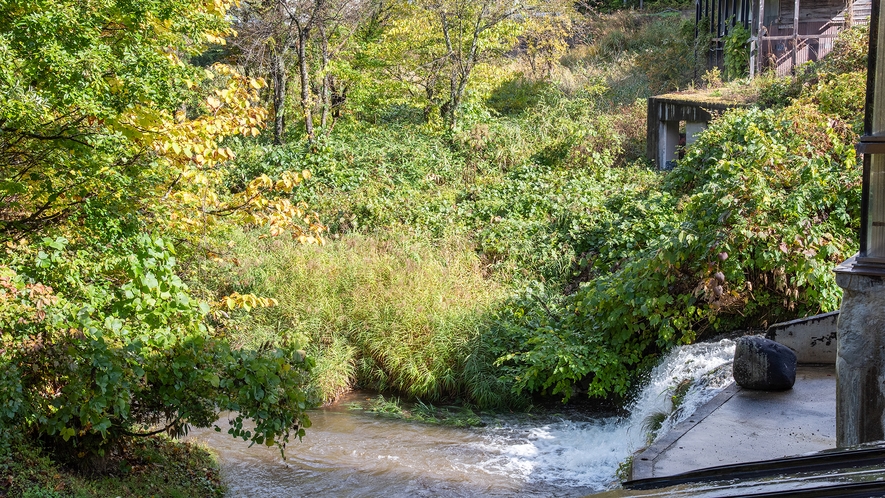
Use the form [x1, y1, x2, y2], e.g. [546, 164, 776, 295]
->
[190, 341, 737, 498]
[190, 394, 615, 497]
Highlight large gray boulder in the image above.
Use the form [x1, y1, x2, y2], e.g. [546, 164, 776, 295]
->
[733, 336, 797, 390]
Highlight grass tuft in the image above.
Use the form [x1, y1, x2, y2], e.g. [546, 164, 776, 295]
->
[201, 230, 509, 406]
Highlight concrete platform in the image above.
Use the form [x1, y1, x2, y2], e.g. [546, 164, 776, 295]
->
[632, 365, 836, 480]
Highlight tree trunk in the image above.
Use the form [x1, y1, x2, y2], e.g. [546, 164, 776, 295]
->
[330, 79, 346, 119]
[271, 50, 287, 145]
[319, 22, 331, 131]
[296, 24, 315, 143]
[439, 12, 456, 127]
[451, 8, 484, 127]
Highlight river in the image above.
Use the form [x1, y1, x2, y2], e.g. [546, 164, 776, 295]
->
[190, 340, 736, 497]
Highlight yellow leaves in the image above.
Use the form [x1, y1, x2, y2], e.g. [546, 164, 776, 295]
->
[205, 33, 227, 45]
[248, 174, 273, 192]
[206, 96, 222, 110]
[273, 171, 307, 193]
[297, 235, 322, 244]
[205, 0, 238, 16]
[153, 64, 265, 175]
[106, 76, 122, 93]
[124, 63, 322, 243]
[218, 292, 278, 312]
[216, 147, 233, 160]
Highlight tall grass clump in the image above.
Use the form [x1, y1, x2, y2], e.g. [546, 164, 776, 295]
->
[202, 230, 509, 406]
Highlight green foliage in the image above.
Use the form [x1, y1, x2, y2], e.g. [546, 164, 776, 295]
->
[757, 24, 868, 132]
[805, 71, 866, 132]
[723, 22, 751, 80]
[196, 230, 510, 407]
[348, 395, 484, 427]
[573, 11, 704, 96]
[236, 89, 654, 288]
[0, 0, 231, 235]
[616, 455, 634, 481]
[190, 9, 866, 412]
[1, 431, 224, 497]
[815, 24, 870, 75]
[4, 7, 868, 489]
[0, 0, 320, 472]
[486, 77, 554, 116]
[798, 25, 869, 132]
[634, 16, 708, 92]
[349, 0, 526, 129]
[641, 411, 668, 444]
[493, 103, 860, 401]
[587, 0, 694, 15]
[0, 235, 313, 463]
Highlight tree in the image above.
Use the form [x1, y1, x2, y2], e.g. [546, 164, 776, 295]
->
[229, 0, 294, 145]
[0, 0, 324, 241]
[231, 0, 377, 142]
[429, 0, 525, 127]
[522, 9, 572, 79]
[0, 0, 322, 464]
[362, 0, 526, 128]
[0, 0, 228, 236]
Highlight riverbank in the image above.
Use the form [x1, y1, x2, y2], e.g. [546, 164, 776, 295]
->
[0, 434, 225, 497]
[0, 340, 746, 497]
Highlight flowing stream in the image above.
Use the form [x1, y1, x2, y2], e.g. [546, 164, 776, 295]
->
[190, 339, 736, 497]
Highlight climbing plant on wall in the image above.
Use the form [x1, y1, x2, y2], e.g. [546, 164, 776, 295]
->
[723, 21, 751, 80]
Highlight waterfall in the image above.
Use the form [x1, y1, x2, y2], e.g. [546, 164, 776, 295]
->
[472, 339, 736, 492]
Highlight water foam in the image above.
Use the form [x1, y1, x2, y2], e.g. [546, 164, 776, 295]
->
[472, 339, 736, 491]
[629, 339, 736, 441]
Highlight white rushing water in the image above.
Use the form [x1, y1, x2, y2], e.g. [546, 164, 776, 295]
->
[464, 339, 737, 492]
[192, 339, 736, 497]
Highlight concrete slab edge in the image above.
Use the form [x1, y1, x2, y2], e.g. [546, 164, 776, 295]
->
[630, 382, 740, 481]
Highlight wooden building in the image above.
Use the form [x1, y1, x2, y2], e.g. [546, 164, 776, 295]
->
[697, 0, 871, 76]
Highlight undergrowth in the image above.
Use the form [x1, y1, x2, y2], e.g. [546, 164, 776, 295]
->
[197, 13, 866, 409]
[0, 432, 224, 498]
[195, 231, 510, 407]
[4, 2, 869, 496]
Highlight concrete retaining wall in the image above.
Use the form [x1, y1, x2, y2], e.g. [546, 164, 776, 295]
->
[765, 311, 839, 364]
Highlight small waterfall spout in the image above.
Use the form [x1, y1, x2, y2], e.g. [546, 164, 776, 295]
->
[473, 339, 737, 492]
[627, 338, 736, 445]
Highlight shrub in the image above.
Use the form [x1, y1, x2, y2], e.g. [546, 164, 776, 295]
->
[723, 22, 751, 80]
[494, 104, 860, 401]
[0, 236, 313, 465]
[757, 23, 868, 119]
